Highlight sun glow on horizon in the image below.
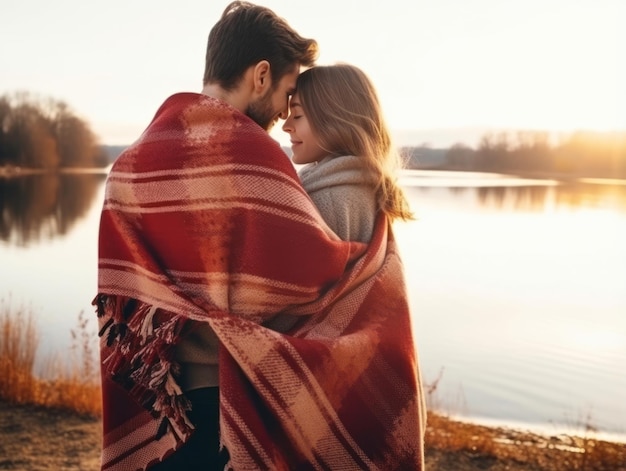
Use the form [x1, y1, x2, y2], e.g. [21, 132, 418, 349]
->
[374, 2, 624, 137]
[1, 0, 623, 146]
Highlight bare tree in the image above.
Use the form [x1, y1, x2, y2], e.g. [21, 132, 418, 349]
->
[0, 92, 104, 170]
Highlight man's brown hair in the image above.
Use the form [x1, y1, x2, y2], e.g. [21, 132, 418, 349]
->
[203, 1, 318, 90]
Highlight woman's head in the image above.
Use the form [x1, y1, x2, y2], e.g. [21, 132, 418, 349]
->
[284, 63, 413, 221]
[290, 64, 390, 162]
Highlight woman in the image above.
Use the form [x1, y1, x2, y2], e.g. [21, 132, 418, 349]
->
[279, 63, 426, 468]
[283, 63, 414, 243]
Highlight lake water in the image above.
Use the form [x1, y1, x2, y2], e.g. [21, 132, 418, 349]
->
[1, 169, 625, 442]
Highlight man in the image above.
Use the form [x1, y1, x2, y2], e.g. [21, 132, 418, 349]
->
[94, 2, 425, 470]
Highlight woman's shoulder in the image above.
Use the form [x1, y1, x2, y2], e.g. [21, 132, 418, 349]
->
[299, 155, 375, 192]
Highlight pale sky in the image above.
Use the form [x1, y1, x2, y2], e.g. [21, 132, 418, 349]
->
[1, 0, 623, 147]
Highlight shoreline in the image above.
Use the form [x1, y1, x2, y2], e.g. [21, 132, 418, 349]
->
[446, 413, 626, 446]
[2, 399, 625, 471]
[2, 164, 625, 183]
[0, 165, 110, 178]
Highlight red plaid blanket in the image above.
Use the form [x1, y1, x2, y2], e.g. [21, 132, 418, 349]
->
[94, 93, 425, 470]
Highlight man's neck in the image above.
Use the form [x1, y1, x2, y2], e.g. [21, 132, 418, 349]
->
[201, 83, 248, 114]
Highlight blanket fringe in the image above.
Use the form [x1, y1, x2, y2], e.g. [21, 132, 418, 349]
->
[93, 294, 194, 441]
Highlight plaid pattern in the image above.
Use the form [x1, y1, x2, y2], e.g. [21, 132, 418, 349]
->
[94, 93, 425, 470]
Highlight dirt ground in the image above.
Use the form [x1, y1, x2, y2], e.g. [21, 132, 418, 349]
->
[1, 399, 624, 471]
[0, 400, 101, 471]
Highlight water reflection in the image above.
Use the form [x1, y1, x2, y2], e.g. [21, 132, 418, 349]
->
[1, 172, 624, 246]
[405, 181, 626, 213]
[0, 172, 106, 246]
[0, 172, 626, 247]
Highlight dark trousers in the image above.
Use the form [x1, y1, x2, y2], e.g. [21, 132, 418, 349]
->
[150, 387, 229, 470]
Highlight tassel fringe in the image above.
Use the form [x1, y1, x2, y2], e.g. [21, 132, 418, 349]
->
[93, 294, 194, 440]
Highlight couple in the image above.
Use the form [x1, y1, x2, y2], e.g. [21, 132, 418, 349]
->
[94, 1, 426, 470]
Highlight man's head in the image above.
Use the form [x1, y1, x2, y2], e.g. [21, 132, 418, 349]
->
[203, 1, 318, 130]
[203, 2, 318, 130]
[204, 1, 318, 89]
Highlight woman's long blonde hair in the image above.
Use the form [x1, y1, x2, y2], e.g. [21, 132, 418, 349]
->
[295, 63, 413, 221]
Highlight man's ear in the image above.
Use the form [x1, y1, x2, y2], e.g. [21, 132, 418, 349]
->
[253, 60, 272, 94]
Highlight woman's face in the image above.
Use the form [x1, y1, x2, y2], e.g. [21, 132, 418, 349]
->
[282, 92, 327, 165]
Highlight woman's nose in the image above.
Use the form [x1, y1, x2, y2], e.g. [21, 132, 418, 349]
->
[282, 118, 292, 132]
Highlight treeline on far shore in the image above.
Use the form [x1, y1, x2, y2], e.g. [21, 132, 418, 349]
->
[2, 91, 624, 180]
[0, 92, 109, 170]
[403, 130, 626, 179]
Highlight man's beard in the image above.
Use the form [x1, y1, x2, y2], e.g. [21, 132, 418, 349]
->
[246, 89, 276, 131]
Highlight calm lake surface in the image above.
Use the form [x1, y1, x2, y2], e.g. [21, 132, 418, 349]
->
[1, 169, 625, 441]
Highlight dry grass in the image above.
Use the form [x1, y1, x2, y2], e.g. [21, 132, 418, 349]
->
[425, 412, 626, 471]
[423, 370, 626, 471]
[1, 300, 625, 471]
[0, 299, 101, 417]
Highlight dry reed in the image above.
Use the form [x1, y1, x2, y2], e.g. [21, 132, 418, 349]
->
[0, 299, 101, 417]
